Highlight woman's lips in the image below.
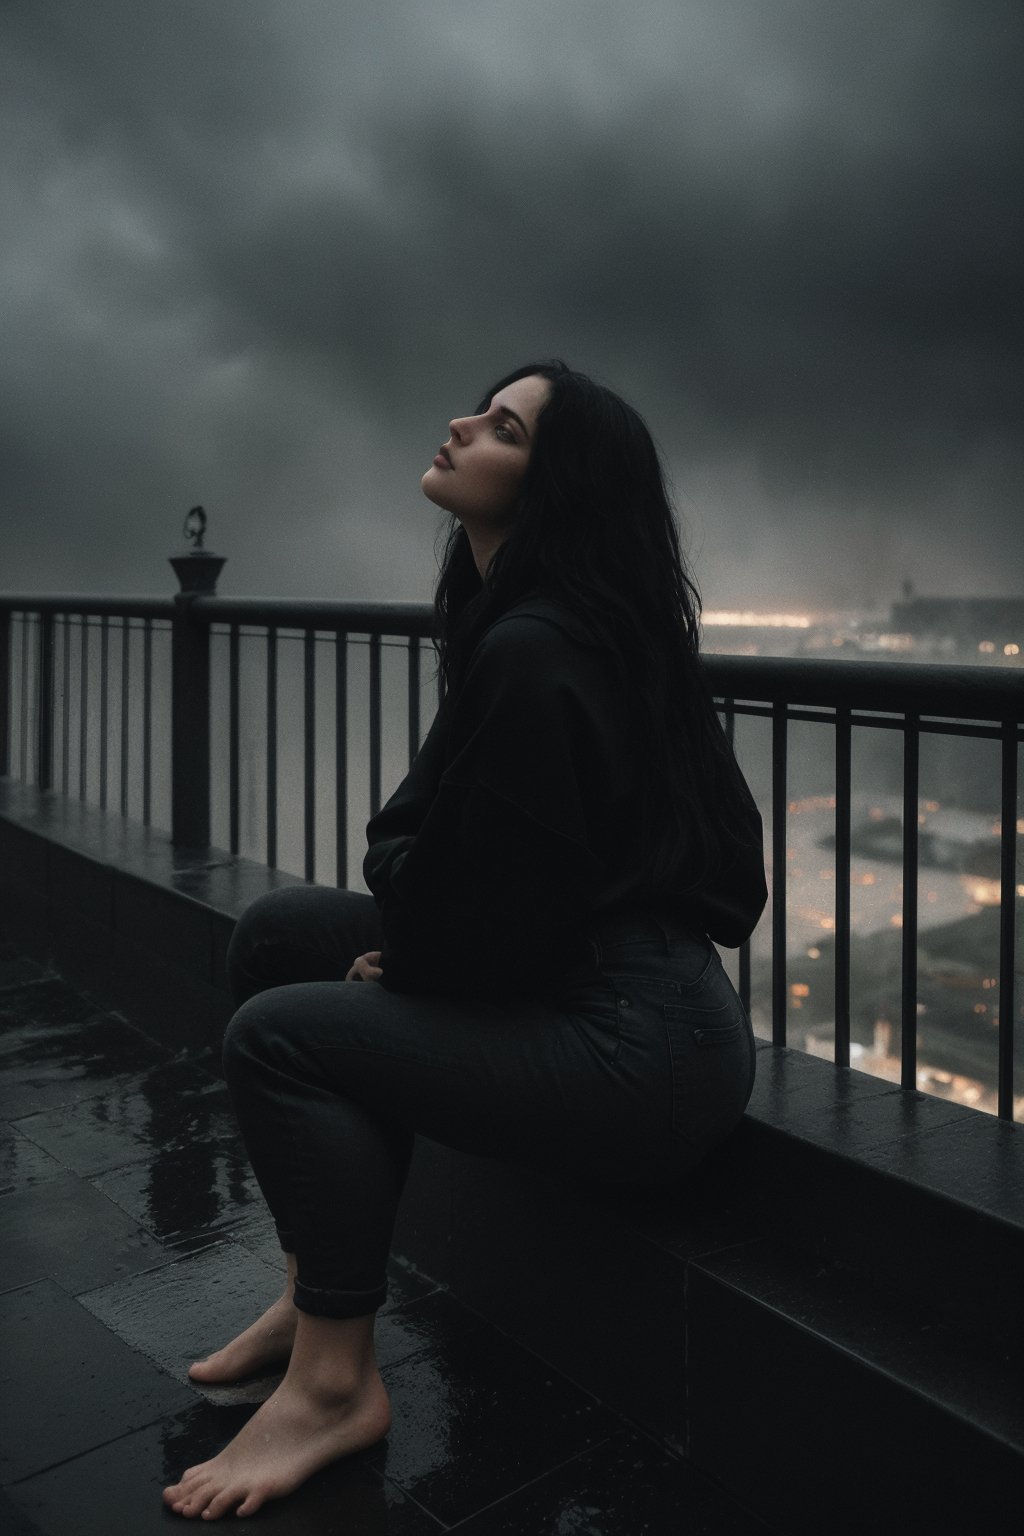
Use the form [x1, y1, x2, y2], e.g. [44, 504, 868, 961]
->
[433, 448, 453, 469]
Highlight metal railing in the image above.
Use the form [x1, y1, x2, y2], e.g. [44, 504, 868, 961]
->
[2, 589, 1021, 1119]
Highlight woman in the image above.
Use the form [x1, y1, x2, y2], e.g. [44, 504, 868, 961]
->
[164, 361, 767, 1520]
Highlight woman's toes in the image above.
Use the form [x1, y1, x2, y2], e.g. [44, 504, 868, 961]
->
[181, 1480, 216, 1517]
[164, 1469, 215, 1515]
[203, 1484, 244, 1520]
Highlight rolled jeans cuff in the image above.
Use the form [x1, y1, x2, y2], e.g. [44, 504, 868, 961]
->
[292, 1277, 387, 1319]
[275, 1224, 387, 1318]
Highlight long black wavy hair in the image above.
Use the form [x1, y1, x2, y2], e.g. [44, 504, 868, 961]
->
[431, 359, 753, 896]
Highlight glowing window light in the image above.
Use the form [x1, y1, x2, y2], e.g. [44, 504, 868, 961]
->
[979, 640, 996, 653]
[791, 983, 810, 997]
[1005, 643, 1020, 656]
[703, 610, 812, 628]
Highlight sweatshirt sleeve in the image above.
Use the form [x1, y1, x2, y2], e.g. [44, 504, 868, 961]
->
[365, 617, 601, 998]
[362, 698, 451, 903]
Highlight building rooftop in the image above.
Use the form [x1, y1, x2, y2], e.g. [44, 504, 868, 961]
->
[0, 939, 771, 1535]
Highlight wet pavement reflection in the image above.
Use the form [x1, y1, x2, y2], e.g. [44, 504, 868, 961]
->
[1, 945, 770, 1533]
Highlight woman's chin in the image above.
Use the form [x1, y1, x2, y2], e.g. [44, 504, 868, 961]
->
[420, 471, 452, 510]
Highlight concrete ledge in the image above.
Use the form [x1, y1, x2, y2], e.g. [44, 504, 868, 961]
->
[0, 779, 307, 1050]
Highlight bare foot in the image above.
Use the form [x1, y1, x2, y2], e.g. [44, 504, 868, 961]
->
[163, 1368, 391, 1519]
[188, 1294, 298, 1384]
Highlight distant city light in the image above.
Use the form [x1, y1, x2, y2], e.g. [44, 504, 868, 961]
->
[875, 633, 914, 650]
[979, 640, 996, 653]
[703, 610, 812, 628]
[1004, 643, 1020, 656]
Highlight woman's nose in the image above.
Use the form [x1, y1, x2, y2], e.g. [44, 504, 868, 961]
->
[449, 415, 470, 441]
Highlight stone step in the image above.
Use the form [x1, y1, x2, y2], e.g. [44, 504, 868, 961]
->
[711, 1041, 1024, 1362]
[686, 1238, 1023, 1532]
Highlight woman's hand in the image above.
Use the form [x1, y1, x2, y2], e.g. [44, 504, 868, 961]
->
[345, 950, 383, 982]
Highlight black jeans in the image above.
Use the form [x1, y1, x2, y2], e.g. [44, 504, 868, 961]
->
[222, 886, 756, 1318]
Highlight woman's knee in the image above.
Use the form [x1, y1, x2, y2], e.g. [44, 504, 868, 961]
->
[221, 987, 299, 1082]
[228, 887, 305, 959]
[225, 887, 313, 1002]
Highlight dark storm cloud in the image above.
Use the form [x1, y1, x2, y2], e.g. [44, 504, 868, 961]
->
[2, 0, 1021, 606]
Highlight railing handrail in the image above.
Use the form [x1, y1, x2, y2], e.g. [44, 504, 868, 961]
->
[0, 594, 177, 619]
[2, 586, 1020, 1117]
[187, 596, 438, 638]
[704, 653, 1023, 721]
[3, 591, 1022, 720]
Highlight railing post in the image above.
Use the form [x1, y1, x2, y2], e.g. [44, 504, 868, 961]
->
[771, 700, 788, 1046]
[169, 510, 225, 849]
[170, 594, 212, 848]
[998, 717, 1018, 1120]
[901, 713, 920, 1090]
[834, 705, 852, 1068]
[37, 611, 55, 790]
[0, 608, 10, 776]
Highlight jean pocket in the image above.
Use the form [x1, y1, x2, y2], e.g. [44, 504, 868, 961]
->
[557, 979, 623, 1065]
[599, 946, 722, 1003]
[692, 1017, 743, 1046]
[663, 1000, 752, 1149]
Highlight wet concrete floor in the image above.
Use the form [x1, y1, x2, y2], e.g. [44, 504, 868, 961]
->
[0, 939, 772, 1533]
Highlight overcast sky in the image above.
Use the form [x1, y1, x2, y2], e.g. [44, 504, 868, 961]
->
[2, 0, 1021, 612]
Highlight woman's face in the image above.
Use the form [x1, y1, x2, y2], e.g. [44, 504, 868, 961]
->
[421, 373, 550, 527]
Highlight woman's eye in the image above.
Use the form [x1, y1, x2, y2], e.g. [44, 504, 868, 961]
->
[495, 425, 516, 442]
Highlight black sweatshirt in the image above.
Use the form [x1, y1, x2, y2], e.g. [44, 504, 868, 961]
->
[363, 596, 767, 998]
